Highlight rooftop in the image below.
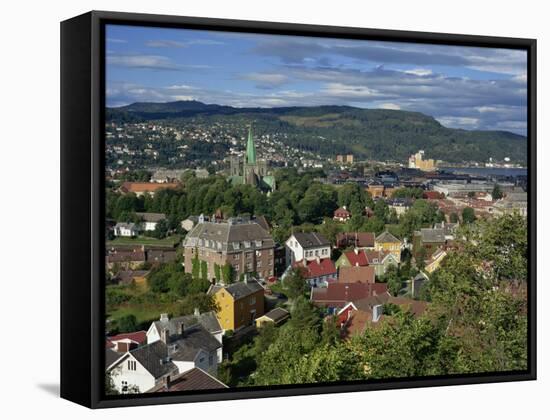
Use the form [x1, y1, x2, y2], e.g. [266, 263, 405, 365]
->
[291, 232, 330, 248]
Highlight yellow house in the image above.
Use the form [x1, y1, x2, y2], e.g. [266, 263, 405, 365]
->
[255, 307, 290, 328]
[425, 248, 447, 273]
[209, 279, 265, 332]
[374, 231, 402, 262]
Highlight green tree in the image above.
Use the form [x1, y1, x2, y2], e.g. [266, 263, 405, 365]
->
[462, 207, 476, 224]
[284, 267, 309, 300]
[191, 251, 200, 280]
[221, 262, 235, 284]
[214, 263, 221, 283]
[492, 184, 504, 200]
[117, 314, 138, 333]
[200, 260, 208, 282]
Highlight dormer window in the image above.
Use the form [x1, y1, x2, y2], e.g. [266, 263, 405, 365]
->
[255, 240, 262, 247]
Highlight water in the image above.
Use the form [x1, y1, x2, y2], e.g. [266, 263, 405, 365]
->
[439, 167, 527, 177]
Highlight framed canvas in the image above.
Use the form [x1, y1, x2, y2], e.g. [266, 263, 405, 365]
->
[60, 10, 536, 408]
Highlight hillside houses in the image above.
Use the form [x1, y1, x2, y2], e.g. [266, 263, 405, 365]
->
[285, 232, 331, 265]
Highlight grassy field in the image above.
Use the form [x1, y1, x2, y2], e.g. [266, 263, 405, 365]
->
[108, 302, 179, 328]
[107, 234, 181, 248]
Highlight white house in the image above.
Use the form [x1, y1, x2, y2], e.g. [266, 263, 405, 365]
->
[136, 212, 166, 231]
[285, 232, 331, 267]
[113, 222, 139, 237]
[107, 321, 222, 394]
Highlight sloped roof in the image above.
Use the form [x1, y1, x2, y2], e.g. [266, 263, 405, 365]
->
[311, 282, 388, 307]
[291, 232, 330, 248]
[136, 212, 166, 222]
[209, 279, 264, 300]
[418, 228, 445, 243]
[183, 221, 274, 253]
[106, 330, 147, 349]
[120, 182, 179, 194]
[344, 249, 369, 267]
[375, 231, 401, 244]
[151, 312, 222, 338]
[260, 307, 290, 323]
[338, 266, 375, 284]
[106, 348, 123, 368]
[126, 325, 221, 379]
[150, 368, 228, 392]
[293, 258, 336, 279]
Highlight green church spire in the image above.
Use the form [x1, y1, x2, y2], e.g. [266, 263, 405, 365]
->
[245, 124, 256, 165]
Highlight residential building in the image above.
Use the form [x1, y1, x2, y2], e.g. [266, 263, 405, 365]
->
[364, 250, 400, 277]
[335, 232, 375, 249]
[107, 322, 222, 394]
[255, 307, 290, 328]
[119, 181, 180, 197]
[113, 222, 139, 237]
[148, 368, 228, 392]
[208, 277, 265, 331]
[293, 258, 337, 288]
[338, 266, 375, 284]
[374, 231, 402, 262]
[337, 293, 428, 337]
[333, 206, 352, 222]
[387, 198, 413, 217]
[147, 311, 223, 361]
[183, 219, 275, 281]
[136, 212, 166, 231]
[493, 191, 528, 217]
[424, 248, 448, 274]
[335, 248, 369, 269]
[311, 282, 388, 312]
[413, 228, 446, 259]
[112, 270, 149, 286]
[106, 331, 147, 353]
[285, 232, 331, 266]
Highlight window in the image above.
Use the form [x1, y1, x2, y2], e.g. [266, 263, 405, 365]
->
[199, 356, 205, 364]
[250, 296, 256, 305]
[127, 360, 136, 371]
[234, 254, 239, 260]
[257, 261, 262, 268]
[209, 354, 214, 366]
[244, 241, 251, 248]
[235, 264, 240, 270]
[255, 240, 262, 247]
[269, 249, 273, 256]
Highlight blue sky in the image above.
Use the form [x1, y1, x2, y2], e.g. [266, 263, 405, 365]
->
[106, 24, 527, 135]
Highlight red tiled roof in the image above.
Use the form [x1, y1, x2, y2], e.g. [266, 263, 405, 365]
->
[363, 250, 390, 264]
[311, 282, 388, 307]
[105, 330, 147, 349]
[334, 207, 351, 216]
[339, 266, 375, 284]
[293, 258, 336, 279]
[336, 232, 375, 248]
[423, 191, 443, 200]
[344, 249, 369, 266]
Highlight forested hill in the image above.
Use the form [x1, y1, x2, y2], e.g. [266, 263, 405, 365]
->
[106, 100, 527, 164]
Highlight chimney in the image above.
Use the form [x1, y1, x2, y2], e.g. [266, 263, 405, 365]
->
[177, 322, 185, 337]
[160, 328, 169, 344]
[160, 313, 169, 322]
[355, 262, 359, 267]
[316, 256, 320, 264]
[354, 248, 359, 255]
[194, 307, 200, 317]
[163, 374, 172, 390]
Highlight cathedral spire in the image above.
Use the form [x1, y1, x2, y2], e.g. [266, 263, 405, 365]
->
[245, 124, 256, 165]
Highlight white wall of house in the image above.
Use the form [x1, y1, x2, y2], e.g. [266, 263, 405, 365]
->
[143, 221, 158, 231]
[109, 354, 156, 394]
[285, 234, 331, 266]
[146, 325, 160, 344]
[115, 226, 138, 237]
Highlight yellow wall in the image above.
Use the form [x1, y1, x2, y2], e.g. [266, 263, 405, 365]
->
[375, 242, 401, 262]
[213, 287, 265, 331]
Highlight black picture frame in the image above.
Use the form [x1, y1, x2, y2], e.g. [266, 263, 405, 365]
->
[60, 10, 537, 409]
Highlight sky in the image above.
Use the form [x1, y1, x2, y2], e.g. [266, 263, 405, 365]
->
[106, 24, 528, 135]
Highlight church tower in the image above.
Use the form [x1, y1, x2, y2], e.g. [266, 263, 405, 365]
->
[245, 125, 256, 166]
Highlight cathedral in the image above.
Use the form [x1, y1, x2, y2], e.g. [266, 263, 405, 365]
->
[228, 125, 275, 192]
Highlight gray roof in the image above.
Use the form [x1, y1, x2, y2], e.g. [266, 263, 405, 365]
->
[209, 279, 264, 300]
[136, 212, 166, 223]
[151, 311, 222, 337]
[106, 348, 122, 369]
[261, 307, 290, 323]
[183, 221, 274, 253]
[127, 325, 221, 379]
[128, 340, 178, 379]
[418, 228, 446, 243]
[375, 231, 401, 244]
[505, 192, 527, 203]
[292, 232, 330, 248]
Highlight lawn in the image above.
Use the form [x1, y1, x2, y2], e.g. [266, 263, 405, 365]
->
[107, 234, 181, 248]
[108, 302, 179, 329]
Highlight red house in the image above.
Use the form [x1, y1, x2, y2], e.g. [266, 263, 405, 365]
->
[310, 282, 388, 311]
[333, 206, 352, 222]
[293, 258, 337, 288]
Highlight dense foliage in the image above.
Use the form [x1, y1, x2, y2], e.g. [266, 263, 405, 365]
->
[107, 101, 527, 164]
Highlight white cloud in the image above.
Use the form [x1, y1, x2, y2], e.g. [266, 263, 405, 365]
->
[404, 68, 433, 76]
[379, 103, 402, 110]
